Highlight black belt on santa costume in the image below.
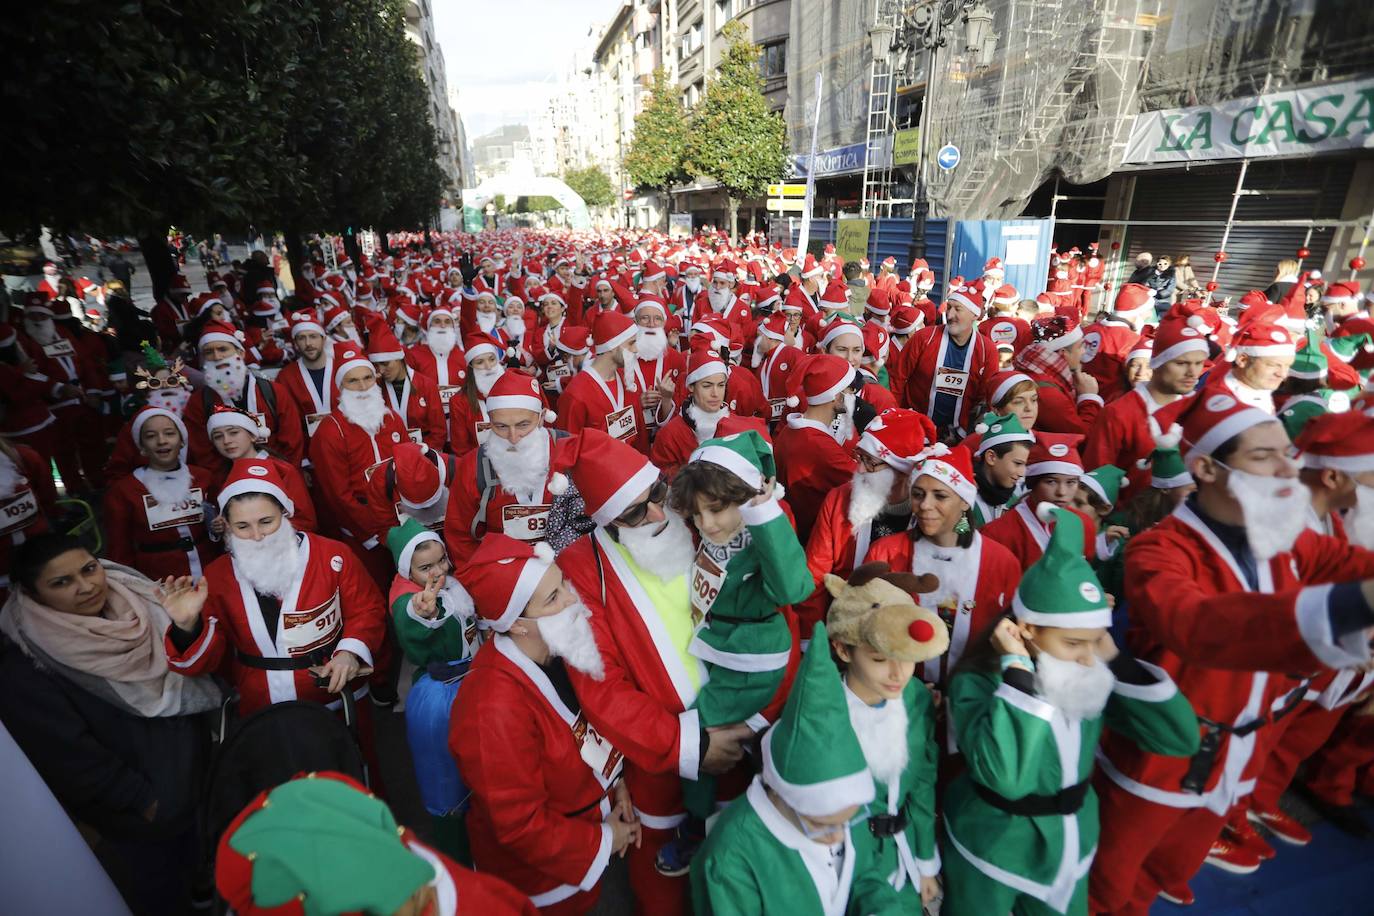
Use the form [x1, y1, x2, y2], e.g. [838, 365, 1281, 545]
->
[137, 535, 209, 553]
[1180, 685, 1307, 794]
[973, 777, 1091, 817]
[235, 643, 337, 671]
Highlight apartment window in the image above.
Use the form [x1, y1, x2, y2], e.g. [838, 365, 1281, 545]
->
[714, 0, 733, 23]
[679, 19, 703, 60]
[759, 39, 786, 80]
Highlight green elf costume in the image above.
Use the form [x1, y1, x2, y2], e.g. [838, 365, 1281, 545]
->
[1079, 464, 1128, 601]
[941, 508, 1199, 916]
[969, 411, 1035, 528]
[1276, 337, 1353, 439]
[387, 518, 481, 861]
[691, 622, 905, 916]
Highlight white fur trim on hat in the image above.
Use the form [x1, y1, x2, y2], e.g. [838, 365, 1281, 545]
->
[690, 444, 763, 490]
[131, 407, 188, 448]
[290, 318, 326, 338]
[397, 530, 442, 580]
[820, 322, 863, 350]
[205, 410, 262, 439]
[486, 393, 544, 414]
[992, 373, 1033, 406]
[685, 358, 728, 386]
[915, 456, 976, 506]
[810, 366, 857, 406]
[481, 545, 555, 633]
[1026, 461, 1082, 478]
[334, 355, 374, 388]
[1042, 325, 1084, 352]
[199, 330, 244, 351]
[464, 342, 500, 364]
[1150, 337, 1210, 369]
[595, 324, 636, 355]
[216, 477, 295, 517]
[368, 348, 404, 363]
[1182, 405, 1274, 465]
[591, 461, 660, 527]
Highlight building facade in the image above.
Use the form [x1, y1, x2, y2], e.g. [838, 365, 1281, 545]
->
[403, 0, 465, 196]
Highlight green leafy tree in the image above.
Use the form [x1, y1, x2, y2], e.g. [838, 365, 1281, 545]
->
[683, 20, 789, 240]
[625, 68, 689, 228]
[562, 166, 616, 209]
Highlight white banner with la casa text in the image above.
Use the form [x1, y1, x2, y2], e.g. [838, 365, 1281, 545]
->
[1123, 77, 1374, 165]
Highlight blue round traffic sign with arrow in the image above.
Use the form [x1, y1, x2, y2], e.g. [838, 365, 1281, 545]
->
[937, 144, 960, 170]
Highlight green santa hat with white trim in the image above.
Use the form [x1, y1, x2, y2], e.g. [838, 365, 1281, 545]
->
[1288, 331, 1328, 381]
[762, 622, 875, 816]
[386, 517, 443, 581]
[972, 410, 1035, 456]
[689, 429, 776, 491]
[1014, 507, 1112, 629]
[1137, 417, 1193, 489]
[1080, 464, 1126, 508]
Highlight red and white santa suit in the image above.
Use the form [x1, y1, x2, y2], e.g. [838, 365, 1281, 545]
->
[1017, 315, 1103, 436]
[1080, 284, 1154, 403]
[552, 431, 799, 916]
[690, 263, 752, 333]
[182, 322, 305, 467]
[648, 351, 730, 479]
[554, 313, 649, 454]
[1084, 246, 1107, 311]
[470, 260, 512, 299]
[164, 461, 385, 716]
[0, 344, 60, 467]
[0, 442, 57, 602]
[896, 290, 999, 435]
[751, 315, 804, 426]
[1089, 401, 1374, 915]
[979, 432, 1098, 572]
[275, 314, 346, 440]
[625, 297, 686, 432]
[453, 537, 625, 914]
[978, 284, 1031, 355]
[444, 335, 509, 458]
[772, 356, 860, 545]
[369, 327, 446, 452]
[205, 408, 319, 533]
[150, 275, 194, 350]
[545, 269, 589, 327]
[1199, 320, 1296, 415]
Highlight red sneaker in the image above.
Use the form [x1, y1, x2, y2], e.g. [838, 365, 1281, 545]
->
[1227, 818, 1276, 860]
[1204, 834, 1262, 874]
[1249, 805, 1313, 846]
[1157, 883, 1195, 906]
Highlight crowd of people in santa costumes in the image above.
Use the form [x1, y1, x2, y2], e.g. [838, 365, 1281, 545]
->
[8, 227, 1374, 916]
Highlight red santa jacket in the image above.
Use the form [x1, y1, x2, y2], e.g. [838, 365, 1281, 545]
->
[18, 326, 101, 411]
[796, 481, 888, 634]
[690, 291, 753, 339]
[896, 325, 999, 434]
[208, 454, 317, 533]
[754, 343, 804, 424]
[451, 636, 621, 905]
[183, 377, 305, 468]
[151, 297, 193, 351]
[0, 364, 57, 438]
[1023, 369, 1103, 436]
[0, 444, 57, 598]
[1080, 317, 1141, 404]
[555, 368, 649, 454]
[979, 314, 1032, 355]
[1081, 386, 1192, 505]
[773, 415, 856, 545]
[164, 531, 386, 713]
[443, 435, 557, 568]
[560, 529, 799, 826]
[1099, 503, 1374, 814]
[979, 501, 1098, 573]
[381, 371, 446, 451]
[103, 465, 218, 581]
[406, 344, 469, 414]
[446, 388, 496, 459]
[308, 408, 410, 546]
[274, 346, 349, 440]
[647, 413, 704, 480]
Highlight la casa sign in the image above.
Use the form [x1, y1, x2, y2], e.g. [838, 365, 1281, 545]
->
[1123, 76, 1374, 165]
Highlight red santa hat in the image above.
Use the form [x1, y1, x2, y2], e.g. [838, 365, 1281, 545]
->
[640, 261, 667, 284]
[288, 310, 325, 339]
[862, 323, 890, 365]
[333, 347, 374, 388]
[538, 290, 566, 308]
[856, 408, 936, 474]
[463, 333, 503, 365]
[391, 442, 448, 510]
[1180, 392, 1276, 465]
[1231, 322, 1295, 358]
[1238, 290, 1271, 312]
[1126, 326, 1155, 364]
[755, 284, 782, 311]
[486, 370, 556, 423]
[915, 443, 978, 505]
[943, 285, 983, 319]
[1025, 431, 1085, 478]
[800, 253, 826, 279]
[206, 404, 264, 440]
[1295, 411, 1374, 473]
[168, 274, 191, 295]
[130, 405, 189, 448]
[684, 349, 729, 386]
[756, 312, 790, 343]
[592, 311, 636, 354]
[785, 354, 855, 408]
[199, 321, 245, 352]
[1149, 315, 1211, 369]
[1113, 283, 1154, 316]
[712, 259, 738, 283]
[426, 305, 454, 328]
[633, 295, 667, 319]
[1030, 313, 1083, 351]
[355, 279, 374, 299]
[983, 257, 1005, 278]
[990, 284, 1019, 308]
[556, 324, 592, 357]
[819, 278, 850, 311]
[820, 318, 864, 350]
[393, 301, 422, 329]
[865, 286, 892, 316]
[890, 304, 922, 335]
[366, 321, 406, 363]
[547, 429, 660, 527]
[322, 304, 352, 333]
[216, 457, 296, 517]
[1321, 281, 1361, 310]
[459, 534, 557, 633]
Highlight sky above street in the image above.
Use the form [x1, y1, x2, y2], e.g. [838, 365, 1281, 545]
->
[435, 0, 613, 140]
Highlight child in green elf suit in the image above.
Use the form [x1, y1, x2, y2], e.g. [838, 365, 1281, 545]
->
[825, 564, 951, 909]
[940, 508, 1199, 916]
[692, 622, 907, 916]
[1071, 464, 1129, 604]
[968, 411, 1035, 528]
[657, 429, 817, 875]
[387, 518, 481, 862]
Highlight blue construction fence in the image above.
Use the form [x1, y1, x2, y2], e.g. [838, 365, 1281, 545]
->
[793, 218, 950, 301]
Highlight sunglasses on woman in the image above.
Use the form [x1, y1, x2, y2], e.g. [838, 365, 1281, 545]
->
[614, 477, 669, 528]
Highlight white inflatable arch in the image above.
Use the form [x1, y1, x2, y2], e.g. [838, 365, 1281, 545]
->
[465, 175, 591, 229]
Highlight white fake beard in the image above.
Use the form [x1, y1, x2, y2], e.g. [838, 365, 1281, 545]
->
[848, 466, 897, 528]
[1228, 468, 1312, 561]
[830, 392, 857, 445]
[141, 463, 192, 508]
[0, 451, 27, 499]
[1345, 484, 1374, 550]
[538, 599, 604, 680]
[708, 287, 732, 313]
[476, 310, 498, 334]
[845, 684, 910, 787]
[688, 401, 728, 442]
[503, 315, 526, 339]
[24, 318, 57, 345]
[205, 356, 248, 401]
[227, 519, 301, 599]
[618, 511, 696, 581]
[437, 575, 475, 623]
[684, 277, 701, 294]
[389, 323, 409, 344]
[400, 490, 449, 530]
[486, 427, 551, 503]
[337, 385, 388, 435]
[635, 327, 667, 361]
[1033, 650, 1116, 721]
[146, 386, 191, 415]
[427, 327, 456, 358]
[474, 366, 504, 397]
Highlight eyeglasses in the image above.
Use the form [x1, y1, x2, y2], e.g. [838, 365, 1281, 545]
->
[614, 477, 669, 528]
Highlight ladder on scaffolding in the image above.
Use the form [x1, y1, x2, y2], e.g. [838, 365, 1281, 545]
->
[860, 0, 901, 218]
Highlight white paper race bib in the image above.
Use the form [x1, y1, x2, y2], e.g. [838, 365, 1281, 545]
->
[407, 428, 423, 445]
[42, 339, 75, 358]
[143, 488, 204, 532]
[250, 411, 269, 444]
[768, 397, 787, 421]
[0, 487, 39, 536]
[395, 503, 445, 531]
[572, 714, 624, 781]
[935, 369, 969, 396]
[438, 385, 461, 405]
[606, 406, 637, 442]
[501, 503, 550, 541]
[363, 460, 387, 482]
[690, 547, 727, 625]
[281, 591, 343, 657]
[306, 412, 328, 437]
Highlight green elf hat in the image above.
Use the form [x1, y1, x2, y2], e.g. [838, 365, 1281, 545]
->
[1080, 464, 1126, 508]
[1014, 507, 1112, 629]
[1138, 417, 1193, 489]
[971, 410, 1035, 456]
[689, 429, 776, 491]
[387, 517, 443, 580]
[216, 772, 434, 916]
[1288, 331, 1329, 381]
[139, 340, 168, 371]
[762, 622, 875, 817]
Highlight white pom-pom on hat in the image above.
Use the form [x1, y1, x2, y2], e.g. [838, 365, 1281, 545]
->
[547, 472, 569, 496]
[1035, 502, 1060, 524]
[532, 542, 555, 563]
[544, 409, 557, 424]
[975, 422, 990, 434]
[1155, 422, 1183, 450]
[785, 395, 799, 408]
[1187, 315, 1207, 329]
